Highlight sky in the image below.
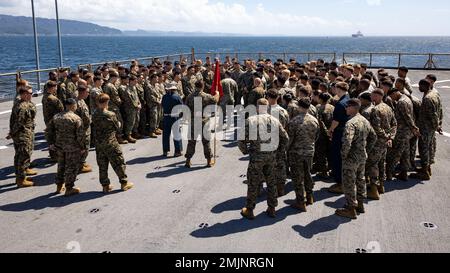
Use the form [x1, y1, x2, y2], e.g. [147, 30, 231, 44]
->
[0, 0, 449, 36]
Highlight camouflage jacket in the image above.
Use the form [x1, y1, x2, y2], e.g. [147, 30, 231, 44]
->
[144, 83, 163, 105]
[66, 80, 78, 100]
[246, 87, 265, 107]
[42, 93, 64, 126]
[360, 104, 374, 121]
[122, 86, 141, 109]
[75, 98, 91, 135]
[221, 78, 238, 99]
[92, 109, 121, 147]
[287, 113, 319, 157]
[238, 113, 289, 162]
[341, 113, 377, 164]
[10, 100, 36, 138]
[418, 90, 442, 132]
[89, 87, 103, 114]
[369, 102, 397, 141]
[103, 82, 122, 109]
[185, 89, 218, 122]
[393, 94, 417, 136]
[269, 104, 290, 128]
[181, 75, 197, 98]
[46, 111, 85, 152]
[317, 103, 335, 132]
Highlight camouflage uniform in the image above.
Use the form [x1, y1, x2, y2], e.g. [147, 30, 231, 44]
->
[92, 109, 129, 186]
[103, 82, 124, 136]
[220, 78, 238, 115]
[181, 74, 197, 99]
[66, 80, 79, 100]
[341, 114, 377, 207]
[366, 102, 397, 185]
[46, 111, 85, 188]
[360, 103, 374, 120]
[238, 70, 255, 107]
[409, 94, 421, 169]
[136, 82, 147, 135]
[75, 98, 91, 165]
[185, 89, 218, 160]
[386, 94, 418, 176]
[42, 93, 64, 160]
[10, 100, 36, 179]
[269, 104, 290, 187]
[202, 70, 214, 92]
[122, 85, 141, 136]
[230, 68, 243, 105]
[246, 87, 265, 108]
[287, 113, 319, 203]
[89, 86, 103, 114]
[238, 113, 289, 210]
[144, 83, 163, 134]
[314, 103, 334, 173]
[417, 90, 442, 167]
[57, 78, 67, 103]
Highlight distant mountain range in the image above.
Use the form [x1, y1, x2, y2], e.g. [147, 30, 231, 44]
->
[0, 14, 243, 36]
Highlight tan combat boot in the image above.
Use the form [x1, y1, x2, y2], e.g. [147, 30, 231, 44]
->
[377, 180, 385, 194]
[126, 135, 137, 144]
[80, 163, 93, 174]
[290, 199, 307, 212]
[367, 184, 380, 200]
[149, 132, 158, 139]
[25, 168, 38, 176]
[266, 207, 276, 218]
[117, 136, 128, 144]
[121, 182, 134, 191]
[335, 206, 357, 220]
[103, 185, 113, 194]
[328, 183, 344, 194]
[132, 133, 143, 140]
[240, 207, 255, 220]
[206, 158, 215, 168]
[185, 159, 192, 168]
[395, 171, 408, 181]
[25, 176, 34, 182]
[356, 200, 365, 214]
[306, 194, 314, 206]
[410, 166, 430, 181]
[155, 129, 163, 135]
[65, 187, 81, 197]
[56, 184, 65, 194]
[16, 177, 34, 188]
[277, 184, 285, 197]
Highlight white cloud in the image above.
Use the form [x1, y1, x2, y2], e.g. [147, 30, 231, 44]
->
[0, 0, 357, 36]
[366, 0, 382, 6]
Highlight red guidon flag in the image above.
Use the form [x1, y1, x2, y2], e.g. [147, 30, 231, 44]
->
[211, 60, 224, 98]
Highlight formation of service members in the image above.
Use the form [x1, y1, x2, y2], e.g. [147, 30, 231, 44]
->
[7, 57, 444, 221]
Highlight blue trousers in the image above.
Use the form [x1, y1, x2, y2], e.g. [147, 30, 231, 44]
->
[163, 116, 183, 154]
[331, 129, 344, 184]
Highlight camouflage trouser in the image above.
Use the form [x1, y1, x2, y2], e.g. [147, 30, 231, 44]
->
[81, 133, 91, 164]
[186, 124, 212, 160]
[123, 108, 139, 136]
[342, 161, 367, 207]
[246, 160, 278, 210]
[56, 149, 81, 188]
[148, 103, 161, 133]
[110, 105, 124, 136]
[138, 105, 148, 135]
[418, 129, 435, 167]
[274, 150, 287, 187]
[386, 132, 412, 175]
[365, 140, 387, 185]
[44, 131, 57, 160]
[314, 134, 331, 173]
[13, 137, 33, 179]
[431, 134, 437, 165]
[289, 155, 314, 203]
[96, 143, 128, 186]
[410, 136, 418, 169]
[220, 95, 235, 119]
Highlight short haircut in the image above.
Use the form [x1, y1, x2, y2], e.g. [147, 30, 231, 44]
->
[78, 85, 88, 92]
[319, 92, 331, 103]
[419, 79, 431, 89]
[396, 78, 406, 86]
[298, 97, 311, 109]
[47, 81, 57, 88]
[266, 89, 279, 99]
[336, 82, 349, 92]
[372, 88, 384, 96]
[426, 74, 437, 82]
[257, 98, 269, 106]
[97, 93, 110, 104]
[347, 98, 361, 109]
[399, 66, 409, 73]
[195, 80, 204, 89]
[19, 86, 32, 95]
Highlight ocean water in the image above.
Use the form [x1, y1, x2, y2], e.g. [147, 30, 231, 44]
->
[1, 36, 450, 97]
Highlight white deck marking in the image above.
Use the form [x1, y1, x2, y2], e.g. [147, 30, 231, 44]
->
[442, 132, 450, 138]
[0, 103, 42, 115]
[0, 146, 8, 150]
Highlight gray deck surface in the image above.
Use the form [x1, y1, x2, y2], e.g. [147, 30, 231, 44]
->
[0, 70, 449, 253]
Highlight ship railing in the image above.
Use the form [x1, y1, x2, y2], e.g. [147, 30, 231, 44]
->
[342, 52, 450, 70]
[2, 49, 450, 101]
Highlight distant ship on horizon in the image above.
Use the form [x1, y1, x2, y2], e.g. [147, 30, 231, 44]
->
[352, 31, 364, 38]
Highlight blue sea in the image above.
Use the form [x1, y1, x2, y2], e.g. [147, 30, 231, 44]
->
[1, 36, 450, 98]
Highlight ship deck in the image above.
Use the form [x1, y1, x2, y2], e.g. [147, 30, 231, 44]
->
[0, 69, 449, 253]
